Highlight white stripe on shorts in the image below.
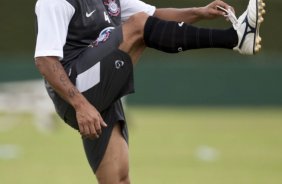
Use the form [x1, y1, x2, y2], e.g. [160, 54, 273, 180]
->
[76, 62, 100, 92]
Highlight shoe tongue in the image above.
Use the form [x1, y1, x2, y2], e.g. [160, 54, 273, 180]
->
[225, 8, 239, 30]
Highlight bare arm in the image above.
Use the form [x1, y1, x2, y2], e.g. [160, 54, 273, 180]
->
[154, 7, 202, 24]
[35, 56, 107, 139]
[154, 0, 234, 24]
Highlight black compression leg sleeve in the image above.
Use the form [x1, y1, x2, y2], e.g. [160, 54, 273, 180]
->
[143, 16, 238, 53]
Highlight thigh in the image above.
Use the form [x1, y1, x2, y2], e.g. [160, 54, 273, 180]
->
[95, 122, 130, 184]
[63, 27, 134, 129]
[80, 99, 129, 173]
[69, 26, 134, 113]
[73, 49, 134, 112]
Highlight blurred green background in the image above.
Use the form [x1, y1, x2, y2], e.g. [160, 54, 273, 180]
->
[1, 0, 282, 184]
[1, 107, 282, 184]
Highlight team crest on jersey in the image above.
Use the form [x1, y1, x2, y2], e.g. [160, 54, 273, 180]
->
[90, 27, 115, 47]
[104, 0, 120, 16]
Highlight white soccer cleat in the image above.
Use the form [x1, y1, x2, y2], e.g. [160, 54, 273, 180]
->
[233, 0, 266, 55]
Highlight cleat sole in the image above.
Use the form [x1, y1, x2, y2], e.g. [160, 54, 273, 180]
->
[254, 0, 265, 54]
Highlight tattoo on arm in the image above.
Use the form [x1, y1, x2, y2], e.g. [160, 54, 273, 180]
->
[52, 62, 70, 87]
[59, 74, 68, 86]
[52, 62, 62, 72]
[68, 87, 79, 98]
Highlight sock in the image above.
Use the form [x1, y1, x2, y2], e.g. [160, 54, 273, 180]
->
[143, 16, 238, 53]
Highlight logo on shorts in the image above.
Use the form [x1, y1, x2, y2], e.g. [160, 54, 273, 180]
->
[89, 27, 115, 47]
[104, 0, 120, 16]
[115, 60, 124, 69]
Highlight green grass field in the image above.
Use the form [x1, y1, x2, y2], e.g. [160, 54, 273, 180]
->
[1, 107, 282, 184]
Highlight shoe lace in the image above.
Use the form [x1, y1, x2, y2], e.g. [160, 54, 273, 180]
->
[224, 8, 239, 30]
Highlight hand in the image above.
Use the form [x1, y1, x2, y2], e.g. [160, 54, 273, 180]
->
[75, 102, 107, 139]
[198, 0, 235, 20]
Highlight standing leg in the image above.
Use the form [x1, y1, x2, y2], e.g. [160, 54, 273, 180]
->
[95, 122, 130, 184]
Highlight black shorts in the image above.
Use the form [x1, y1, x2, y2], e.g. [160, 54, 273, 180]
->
[45, 26, 134, 172]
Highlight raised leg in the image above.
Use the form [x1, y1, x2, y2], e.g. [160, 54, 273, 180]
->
[118, 12, 238, 65]
[119, 12, 149, 64]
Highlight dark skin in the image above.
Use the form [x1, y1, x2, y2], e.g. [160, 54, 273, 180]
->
[35, 56, 107, 139]
[35, 0, 234, 139]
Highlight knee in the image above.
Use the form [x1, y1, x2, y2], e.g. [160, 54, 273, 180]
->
[124, 12, 149, 37]
[96, 163, 130, 184]
[128, 12, 149, 26]
[115, 169, 131, 184]
[119, 12, 149, 55]
[120, 174, 130, 184]
[96, 172, 130, 184]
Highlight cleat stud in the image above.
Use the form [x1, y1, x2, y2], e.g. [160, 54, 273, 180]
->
[256, 39, 262, 45]
[258, 17, 264, 23]
[256, 39, 261, 45]
[255, 45, 261, 52]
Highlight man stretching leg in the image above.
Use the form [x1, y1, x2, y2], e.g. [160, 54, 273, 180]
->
[34, 0, 265, 183]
